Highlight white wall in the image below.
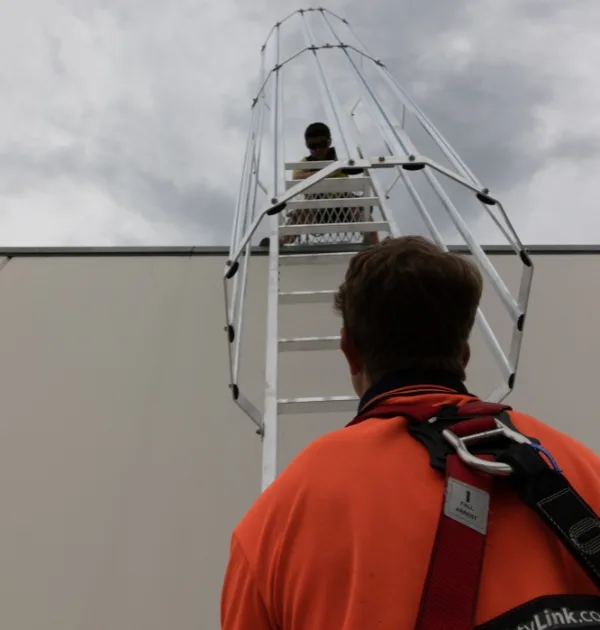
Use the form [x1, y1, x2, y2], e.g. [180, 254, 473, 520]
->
[0, 249, 595, 629]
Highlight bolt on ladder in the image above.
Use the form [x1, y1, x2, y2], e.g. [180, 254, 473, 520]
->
[223, 8, 534, 492]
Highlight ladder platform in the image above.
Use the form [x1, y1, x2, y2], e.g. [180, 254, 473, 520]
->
[279, 290, 336, 304]
[277, 396, 359, 415]
[286, 196, 380, 210]
[285, 176, 370, 195]
[279, 336, 340, 351]
[279, 221, 388, 237]
[279, 251, 358, 266]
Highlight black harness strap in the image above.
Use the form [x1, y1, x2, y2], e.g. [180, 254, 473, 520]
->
[501, 444, 600, 586]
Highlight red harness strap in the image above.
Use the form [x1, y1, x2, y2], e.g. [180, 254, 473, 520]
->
[416, 419, 496, 630]
[352, 401, 510, 630]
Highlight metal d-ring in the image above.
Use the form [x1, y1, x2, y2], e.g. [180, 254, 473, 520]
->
[442, 418, 533, 476]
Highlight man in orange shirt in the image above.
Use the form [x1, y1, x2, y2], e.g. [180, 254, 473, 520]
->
[221, 236, 600, 630]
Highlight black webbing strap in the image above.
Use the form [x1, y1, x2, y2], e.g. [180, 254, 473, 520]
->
[500, 444, 600, 587]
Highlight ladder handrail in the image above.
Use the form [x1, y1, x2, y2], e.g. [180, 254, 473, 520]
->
[225, 153, 527, 278]
[223, 153, 532, 427]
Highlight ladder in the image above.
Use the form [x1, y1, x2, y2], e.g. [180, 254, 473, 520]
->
[223, 8, 533, 492]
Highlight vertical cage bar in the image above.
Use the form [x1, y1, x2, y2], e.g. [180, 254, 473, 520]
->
[299, 10, 359, 163]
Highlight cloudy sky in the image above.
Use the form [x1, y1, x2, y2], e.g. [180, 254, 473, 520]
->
[0, 0, 598, 246]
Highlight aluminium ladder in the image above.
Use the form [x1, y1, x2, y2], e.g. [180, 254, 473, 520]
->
[223, 8, 534, 492]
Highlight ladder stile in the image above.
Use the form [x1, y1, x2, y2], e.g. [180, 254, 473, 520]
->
[222, 8, 534, 491]
[261, 20, 284, 491]
[279, 290, 336, 305]
[262, 230, 279, 490]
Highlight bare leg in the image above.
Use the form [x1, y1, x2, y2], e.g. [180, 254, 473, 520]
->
[348, 206, 379, 246]
[280, 209, 319, 245]
[280, 210, 300, 246]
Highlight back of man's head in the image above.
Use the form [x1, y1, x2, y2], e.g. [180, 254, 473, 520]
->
[334, 236, 483, 382]
[305, 122, 331, 139]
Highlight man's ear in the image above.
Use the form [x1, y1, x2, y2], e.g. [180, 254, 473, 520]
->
[340, 327, 362, 376]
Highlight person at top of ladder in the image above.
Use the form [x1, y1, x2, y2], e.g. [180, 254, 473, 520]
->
[291, 121, 363, 180]
[281, 122, 379, 247]
[221, 236, 600, 630]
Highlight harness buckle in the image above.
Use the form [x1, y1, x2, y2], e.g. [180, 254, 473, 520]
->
[442, 417, 533, 476]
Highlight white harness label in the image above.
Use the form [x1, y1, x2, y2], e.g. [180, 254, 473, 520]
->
[444, 478, 490, 535]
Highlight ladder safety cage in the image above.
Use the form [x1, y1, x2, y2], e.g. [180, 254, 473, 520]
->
[222, 7, 534, 490]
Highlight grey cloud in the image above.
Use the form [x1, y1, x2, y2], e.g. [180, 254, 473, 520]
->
[224, 0, 600, 243]
[514, 0, 592, 21]
[549, 135, 600, 163]
[0, 0, 598, 246]
[340, 1, 548, 190]
[408, 61, 554, 191]
[0, 0, 252, 245]
[283, 0, 598, 241]
[0, 143, 234, 244]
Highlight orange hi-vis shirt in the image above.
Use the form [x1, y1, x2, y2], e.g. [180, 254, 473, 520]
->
[221, 375, 600, 630]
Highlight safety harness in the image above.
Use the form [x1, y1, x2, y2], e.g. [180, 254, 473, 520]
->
[350, 399, 600, 630]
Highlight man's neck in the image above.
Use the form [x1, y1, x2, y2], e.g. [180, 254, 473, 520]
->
[359, 368, 469, 410]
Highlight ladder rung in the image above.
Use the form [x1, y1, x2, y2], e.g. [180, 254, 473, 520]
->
[279, 221, 388, 236]
[279, 336, 340, 351]
[286, 196, 380, 210]
[279, 252, 357, 266]
[279, 290, 336, 304]
[285, 176, 370, 195]
[285, 160, 337, 171]
[278, 396, 359, 415]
